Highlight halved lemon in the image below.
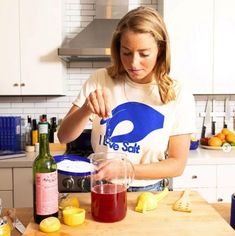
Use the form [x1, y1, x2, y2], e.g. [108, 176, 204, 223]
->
[0, 223, 11, 236]
[62, 206, 85, 226]
[39, 217, 61, 233]
[59, 196, 80, 210]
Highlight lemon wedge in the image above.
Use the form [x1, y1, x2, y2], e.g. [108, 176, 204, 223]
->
[62, 206, 86, 226]
[59, 196, 80, 210]
[135, 187, 169, 213]
[0, 223, 11, 236]
[39, 217, 61, 233]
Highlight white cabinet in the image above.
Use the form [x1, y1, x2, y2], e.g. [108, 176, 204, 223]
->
[0, 168, 13, 207]
[0, 0, 65, 95]
[0, 167, 32, 208]
[213, 0, 235, 93]
[0, 0, 21, 95]
[162, 0, 235, 94]
[217, 165, 235, 202]
[173, 164, 235, 203]
[163, 0, 214, 94]
[13, 168, 33, 207]
[173, 165, 217, 203]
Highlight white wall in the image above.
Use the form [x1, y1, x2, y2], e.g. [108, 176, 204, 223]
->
[0, 0, 234, 134]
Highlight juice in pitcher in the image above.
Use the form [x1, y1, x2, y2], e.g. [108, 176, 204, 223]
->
[91, 183, 127, 223]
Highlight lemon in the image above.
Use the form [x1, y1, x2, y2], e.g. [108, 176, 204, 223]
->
[59, 196, 80, 210]
[0, 223, 11, 236]
[39, 217, 61, 233]
[135, 192, 158, 213]
[62, 206, 86, 226]
[135, 188, 169, 213]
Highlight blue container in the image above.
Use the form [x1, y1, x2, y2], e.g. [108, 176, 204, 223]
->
[54, 155, 93, 176]
[230, 193, 235, 229]
[190, 140, 199, 150]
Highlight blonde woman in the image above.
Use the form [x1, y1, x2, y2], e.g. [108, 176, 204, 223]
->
[58, 7, 196, 191]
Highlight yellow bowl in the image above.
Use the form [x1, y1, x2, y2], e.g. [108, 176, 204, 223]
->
[62, 207, 86, 226]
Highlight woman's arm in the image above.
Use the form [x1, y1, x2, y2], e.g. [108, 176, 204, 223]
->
[57, 103, 92, 144]
[58, 88, 111, 144]
[133, 134, 191, 179]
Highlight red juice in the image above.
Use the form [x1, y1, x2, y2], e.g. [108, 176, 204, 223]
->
[91, 183, 127, 222]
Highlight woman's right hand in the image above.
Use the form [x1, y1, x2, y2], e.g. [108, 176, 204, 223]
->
[84, 88, 111, 119]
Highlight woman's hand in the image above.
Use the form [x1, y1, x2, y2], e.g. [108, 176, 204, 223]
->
[85, 88, 111, 119]
[93, 159, 123, 181]
[92, 158, 134, 182]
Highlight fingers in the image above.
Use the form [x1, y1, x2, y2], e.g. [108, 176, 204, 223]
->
[93, 160, 113, 180]
[87, 89, 111, 118]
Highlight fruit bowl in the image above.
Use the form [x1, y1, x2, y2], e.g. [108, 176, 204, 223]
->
[190, 140, 199, 150]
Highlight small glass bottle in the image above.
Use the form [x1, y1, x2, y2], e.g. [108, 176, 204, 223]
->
[49, 117, 57, 143]
[31, 119, 38, 146]
[25, 116, 32, 146]
[32, 118, 58, 224]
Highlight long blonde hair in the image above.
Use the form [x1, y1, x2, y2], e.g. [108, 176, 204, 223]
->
[107, 6, 176, 104]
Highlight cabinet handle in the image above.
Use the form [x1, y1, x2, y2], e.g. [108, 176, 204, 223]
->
[20, 83, 25, 87]
[191, 175, 197, 179]
[13, 83, 19, 87]
[217, 198, 223, 202]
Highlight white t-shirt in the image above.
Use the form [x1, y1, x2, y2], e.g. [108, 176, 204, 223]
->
[73, 68, 196, 186]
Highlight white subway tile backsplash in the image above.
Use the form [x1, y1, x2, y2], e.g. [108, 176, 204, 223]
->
[0, 108, 23, 114]
[81, 10, 95, 16]
[68, 61, 93, 68]
[81, 0, 95, 4]
[14, 103, 35, 108]
[0, 103, 12, 108]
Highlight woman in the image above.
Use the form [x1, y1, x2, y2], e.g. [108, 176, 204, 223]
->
[58, 6, 196, 191]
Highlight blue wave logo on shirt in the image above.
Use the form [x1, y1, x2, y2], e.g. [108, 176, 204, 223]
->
[100, 102, 164, 143]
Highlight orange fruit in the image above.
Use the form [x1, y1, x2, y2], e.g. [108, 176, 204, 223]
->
[216, 133, 226, 141]
[221, 128, 230, 135]
[225, 133, 235, 143]
[208, 137, 223, 147]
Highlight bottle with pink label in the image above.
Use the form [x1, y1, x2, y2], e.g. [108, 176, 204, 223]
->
[32, 118, 58, 224]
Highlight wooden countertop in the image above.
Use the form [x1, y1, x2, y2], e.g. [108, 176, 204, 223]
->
[9, 191, 234, 236]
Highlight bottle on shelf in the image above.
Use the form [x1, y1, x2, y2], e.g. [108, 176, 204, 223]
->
[25, 115, 32, 146]
[31, 119, 38, 146]
[32, 118, 58, 224]
[49, 117, 57, 143]
[20, 118, 26, 150]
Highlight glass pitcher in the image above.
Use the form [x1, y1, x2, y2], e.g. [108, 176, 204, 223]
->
[89, 152, 134, 223]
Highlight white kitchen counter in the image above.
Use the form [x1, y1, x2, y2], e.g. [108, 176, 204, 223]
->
[188, 147, 235, 165]
[0, 151, 64, 168]
[0, 148, 235, 168]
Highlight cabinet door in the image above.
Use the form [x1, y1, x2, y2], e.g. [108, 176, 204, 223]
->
[13, 168, 33, 207]
[216, 165, 235, 203]
[19, 0, 64, 95]
[217, 187, 234, 203]
[173, 165, 217, 188]
[213, 0, 235, 93]
[163, 0, 214, 94]
[217, 165, 235, 188]
[0, 0, 21, 95]
[0, 168, 12, 190]
[0, 191, 13, 208]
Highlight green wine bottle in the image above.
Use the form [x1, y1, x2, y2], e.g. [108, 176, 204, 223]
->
[33, 118, 58, 224]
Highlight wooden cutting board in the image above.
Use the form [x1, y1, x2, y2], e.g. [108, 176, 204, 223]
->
[23, 191, 235, 236]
